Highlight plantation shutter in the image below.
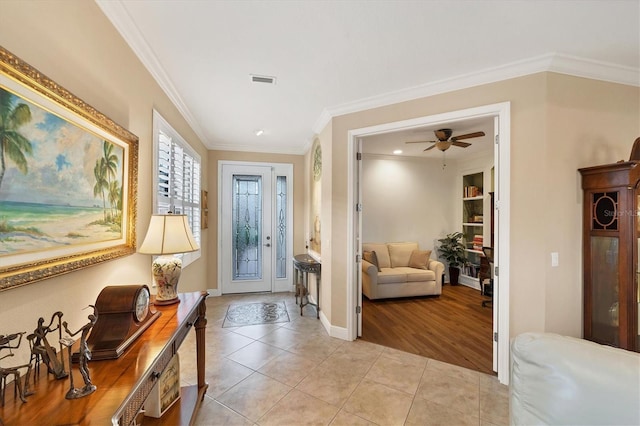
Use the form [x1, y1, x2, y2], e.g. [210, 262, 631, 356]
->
[153, 110, 202, 266]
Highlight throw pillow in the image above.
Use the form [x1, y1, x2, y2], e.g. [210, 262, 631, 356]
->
[409, 249, 432, 269]
[363, 250, 382, 272]
[388, 242, 419, 267]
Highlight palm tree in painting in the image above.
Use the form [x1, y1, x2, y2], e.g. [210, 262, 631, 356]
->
[93, 158, 108, 222]
[108, 180, 122, 225]
[101, 141, 119, 222]
[0, 89, 33, 190]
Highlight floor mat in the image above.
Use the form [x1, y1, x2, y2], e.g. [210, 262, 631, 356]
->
[222, 301, 290, 327]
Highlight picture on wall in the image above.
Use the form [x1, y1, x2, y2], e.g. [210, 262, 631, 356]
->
[310, 138, 321, 255]
[0, 46, 138, 290]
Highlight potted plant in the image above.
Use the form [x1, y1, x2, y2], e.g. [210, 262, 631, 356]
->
[437, 232, 468, 285]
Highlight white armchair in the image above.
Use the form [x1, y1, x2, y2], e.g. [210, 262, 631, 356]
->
[510, 332, 640, 425]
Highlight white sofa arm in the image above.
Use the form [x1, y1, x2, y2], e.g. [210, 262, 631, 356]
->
[428, 260, 445, 287]
[510, 332, 640, 426]
[361, 259, 379, 299]
[362, 259, 378, 279]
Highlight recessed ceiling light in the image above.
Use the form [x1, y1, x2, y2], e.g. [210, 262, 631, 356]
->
[255, 129, 265, 136]
[393, 149, 403, 155]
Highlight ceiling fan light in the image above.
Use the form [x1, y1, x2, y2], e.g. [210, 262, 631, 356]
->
[436, 141, 452, 151]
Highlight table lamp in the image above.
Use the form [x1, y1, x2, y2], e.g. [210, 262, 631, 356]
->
[139, 214, 199, 305]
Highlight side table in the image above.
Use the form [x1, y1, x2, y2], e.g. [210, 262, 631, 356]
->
[293, 254, 321, 318]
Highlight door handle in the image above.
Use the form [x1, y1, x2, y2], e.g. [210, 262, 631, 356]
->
[264, 243, 271, 247]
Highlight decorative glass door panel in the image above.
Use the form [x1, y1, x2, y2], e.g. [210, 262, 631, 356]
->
[590, 236, 620, 347]
[232, 175, 263, 281]
[221, 164, 272, 293]
[276, 176, 287, 279]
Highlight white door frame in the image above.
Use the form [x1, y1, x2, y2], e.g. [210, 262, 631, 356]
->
[346, 102, 511, 385]
[218, 160, 294, 294]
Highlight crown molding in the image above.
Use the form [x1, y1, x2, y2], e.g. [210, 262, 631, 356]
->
[311, 53, 639, 135]
[547, 53, 640, 86]
[96, 0, 210, 147]
[311, 109, 333, 139]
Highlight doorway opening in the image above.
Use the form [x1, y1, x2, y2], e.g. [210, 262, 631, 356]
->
[346, 102, 511, 384]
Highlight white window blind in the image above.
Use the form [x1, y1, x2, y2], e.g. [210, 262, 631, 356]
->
[152, 110, 201, 266]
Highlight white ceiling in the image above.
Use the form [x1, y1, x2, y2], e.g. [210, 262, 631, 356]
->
[97, 0, 639, 158]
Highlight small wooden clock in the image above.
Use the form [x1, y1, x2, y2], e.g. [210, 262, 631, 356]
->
[74, 284, 161, 362]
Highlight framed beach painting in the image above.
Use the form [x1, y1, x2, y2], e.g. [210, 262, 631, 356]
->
[0, 46, 138, 290]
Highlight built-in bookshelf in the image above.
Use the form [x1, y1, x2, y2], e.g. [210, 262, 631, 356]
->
[461, 172, 484, 285]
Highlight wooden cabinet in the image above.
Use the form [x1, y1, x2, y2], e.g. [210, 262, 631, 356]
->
[579, 162, 639, 352]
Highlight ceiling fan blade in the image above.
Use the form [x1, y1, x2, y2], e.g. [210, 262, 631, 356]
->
[405, 140, 435, 144]
[423, 145, 437, 151]
[451, 131, 485, 141]
[452, 141, 471, 148]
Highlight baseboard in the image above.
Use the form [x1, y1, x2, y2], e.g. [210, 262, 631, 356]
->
[319, 311, 349, 341]
[206, 287, 293, 296]
[275, 282, 294, 293]
[207, 287, 222, 297]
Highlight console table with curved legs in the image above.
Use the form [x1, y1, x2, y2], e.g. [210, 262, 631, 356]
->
[293, 254, 321, 319]
[0, 291, 208, 425]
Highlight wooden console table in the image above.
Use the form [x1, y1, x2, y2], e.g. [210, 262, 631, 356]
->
[0, 291, 208, 425]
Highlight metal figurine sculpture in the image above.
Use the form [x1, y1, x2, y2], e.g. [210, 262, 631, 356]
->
[31, 312, 67, 380]
[61, 305, 98, 399]
[0, 332, 34, 406]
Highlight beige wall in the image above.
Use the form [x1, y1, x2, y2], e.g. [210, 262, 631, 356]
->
[543, 73, 640, 334]
[322, 73, 639, 339]
[361, 155, 457, 250]
[315, 120, 333, 321]
[206, 151, 306, 291]
[0, 0, 209, 366]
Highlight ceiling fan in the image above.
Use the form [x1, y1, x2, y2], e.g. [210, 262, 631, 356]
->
[406, 128, 486, 151]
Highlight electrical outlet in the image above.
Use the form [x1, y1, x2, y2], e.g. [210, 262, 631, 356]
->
[551, 252, 559, 267]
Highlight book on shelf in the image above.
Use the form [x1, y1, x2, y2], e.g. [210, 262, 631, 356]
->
[463, 186, 483, 198]
[473, 234, 483, 250]
[463, 263, 480, 278]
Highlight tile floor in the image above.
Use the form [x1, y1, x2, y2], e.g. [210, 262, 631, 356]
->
[178, 292, 509, 426]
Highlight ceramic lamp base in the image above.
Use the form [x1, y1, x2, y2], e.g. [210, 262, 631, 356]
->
[151, 255, 182, 305]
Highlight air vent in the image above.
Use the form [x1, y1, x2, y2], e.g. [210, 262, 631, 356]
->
[250, 74, 276, 85]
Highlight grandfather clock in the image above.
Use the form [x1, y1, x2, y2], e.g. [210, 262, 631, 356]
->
[579, 143, 640, 352]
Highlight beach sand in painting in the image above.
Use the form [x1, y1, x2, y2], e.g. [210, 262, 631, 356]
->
[0, 211, 121, 255]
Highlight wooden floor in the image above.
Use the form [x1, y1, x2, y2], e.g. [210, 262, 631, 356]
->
[360, 284, 494, 375]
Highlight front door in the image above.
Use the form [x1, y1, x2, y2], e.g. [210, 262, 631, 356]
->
[221, 164, 272, 293]
[221, 163, 292, 294]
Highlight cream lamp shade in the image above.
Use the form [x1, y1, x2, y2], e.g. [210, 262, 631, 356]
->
[139, 214, 199, 305]
[139, 214, 199, 255]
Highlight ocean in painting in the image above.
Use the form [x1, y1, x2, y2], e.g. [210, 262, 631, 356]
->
[0, 200, 121, 255]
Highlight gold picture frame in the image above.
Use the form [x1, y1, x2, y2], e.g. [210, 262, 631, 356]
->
[0, 46, 139, 291]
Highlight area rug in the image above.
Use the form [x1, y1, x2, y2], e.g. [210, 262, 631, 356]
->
[222, 301, 290, 328]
